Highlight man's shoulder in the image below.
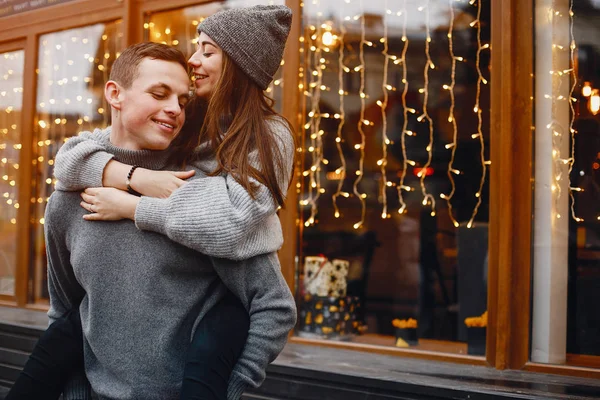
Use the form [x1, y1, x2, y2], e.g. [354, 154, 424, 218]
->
[46, 191, 83, 219]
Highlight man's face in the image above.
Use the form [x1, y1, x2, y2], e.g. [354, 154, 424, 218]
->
[188, 32, 223, 99]
[118, 58, 190, 150]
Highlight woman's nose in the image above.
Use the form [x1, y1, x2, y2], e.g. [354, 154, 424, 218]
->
[188, 50, 201, 67]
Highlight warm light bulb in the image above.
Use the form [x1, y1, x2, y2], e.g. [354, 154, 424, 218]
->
[590, 90, 600, 115]
[582, 82, 592, 97]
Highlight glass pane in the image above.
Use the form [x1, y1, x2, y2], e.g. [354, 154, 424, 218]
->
[0, 49, 24, 297]
[532, 0, 600, 362]
[31, 21, 124, 302]
[297, 0, 491, 355]
[145, 0, 285, 111]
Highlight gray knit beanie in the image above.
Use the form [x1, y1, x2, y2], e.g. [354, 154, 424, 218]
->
[198, 5, 292, 90]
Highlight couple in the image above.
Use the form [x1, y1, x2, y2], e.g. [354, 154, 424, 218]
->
[7, 5, 296, 400]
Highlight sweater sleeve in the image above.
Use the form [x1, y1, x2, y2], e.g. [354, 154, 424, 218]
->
[134, 117, 295, 260]
[45, 198, 93, 400]
[53, 128, 114, 191]
[211, 253, 297, 400]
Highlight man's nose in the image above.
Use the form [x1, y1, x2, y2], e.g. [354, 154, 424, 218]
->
[165, 99, 182, 116]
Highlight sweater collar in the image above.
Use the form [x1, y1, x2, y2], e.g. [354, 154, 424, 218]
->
[98, 126, 172, 170]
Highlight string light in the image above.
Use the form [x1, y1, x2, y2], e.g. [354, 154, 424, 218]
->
[418, 1, 436, 215]
[332, 4, 347, 220]
[396, 0, 411, 215]
[466, 0, 489, 228]
[545, 2, 582, 222]
[567, 0, 581, 222]
[301, 3, 327, 227]
[0, 50, 24, 232]
[443, 0, 460, 228]
[379, 0, 390, 219]
[353, 1, 367, 230]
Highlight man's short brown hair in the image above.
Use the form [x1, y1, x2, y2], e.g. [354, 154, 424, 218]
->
[109, 42, 188, 88]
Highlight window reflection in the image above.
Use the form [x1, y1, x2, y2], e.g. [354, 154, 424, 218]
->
[0, 50, 24, 297]
[567, 0, 600, 357]
[31, 21, 124, 302]
[297, 0, 491, 355]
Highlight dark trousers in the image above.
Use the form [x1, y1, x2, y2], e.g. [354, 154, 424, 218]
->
[6, 291, 250, 400]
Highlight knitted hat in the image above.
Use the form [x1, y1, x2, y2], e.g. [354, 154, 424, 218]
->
[198, 5, 292, 90]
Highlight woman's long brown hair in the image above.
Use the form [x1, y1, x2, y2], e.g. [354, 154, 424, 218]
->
[169, 53, 295, 208]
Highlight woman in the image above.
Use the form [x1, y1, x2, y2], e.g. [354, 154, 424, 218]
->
[8, 5, 296, 400]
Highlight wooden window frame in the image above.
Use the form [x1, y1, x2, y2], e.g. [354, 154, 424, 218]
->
[0, 0, 598, 379]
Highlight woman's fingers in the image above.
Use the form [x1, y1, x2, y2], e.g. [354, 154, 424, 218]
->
[82, 213, 102, 221]
[171, 170, 195, 180]
[80, 201, 94, 213]
[80, 192, 94, 205]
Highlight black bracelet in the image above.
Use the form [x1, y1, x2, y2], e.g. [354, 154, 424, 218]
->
[125, 165, 142, 196]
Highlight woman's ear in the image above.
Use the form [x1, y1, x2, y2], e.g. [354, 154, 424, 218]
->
[105, 80, 123, 110]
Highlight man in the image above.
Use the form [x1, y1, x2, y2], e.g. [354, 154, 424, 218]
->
[36, 42, 295, 399]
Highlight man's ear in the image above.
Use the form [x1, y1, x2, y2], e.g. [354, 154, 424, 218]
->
[105, 80, 124, 110]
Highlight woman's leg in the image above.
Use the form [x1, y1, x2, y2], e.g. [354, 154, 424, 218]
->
[180, 291, 250, 400]
[6, 309, 84, 400]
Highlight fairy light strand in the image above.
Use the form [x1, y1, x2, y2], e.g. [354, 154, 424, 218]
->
[567, 0, 581, 222]
[353, 2, 368, 230]
[304, 20, 325, 227]
[547, 3, 580, 222]
[332, 5, 348, 220]
[466, 0, 488, 228]
[418, 1, 436, 215]
[443, 0, 460, 227]
[397, 0, 412, 215]
[0, 50, 24, 226]
[379, 0, 390, 219]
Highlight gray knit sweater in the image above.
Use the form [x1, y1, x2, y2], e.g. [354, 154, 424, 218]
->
[47, 138, 296, 400]
[53, 117, 294, 260]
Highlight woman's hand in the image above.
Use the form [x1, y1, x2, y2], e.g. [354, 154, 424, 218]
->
[80, 188, 140, 221]
[130, 168, 195, 199]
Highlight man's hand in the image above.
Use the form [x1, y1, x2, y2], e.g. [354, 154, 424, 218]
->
[80, 188, 140, 221]
[130, 168, 195, 199]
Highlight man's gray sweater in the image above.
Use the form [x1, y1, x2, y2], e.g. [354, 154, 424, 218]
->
[46, 140, 296, 400]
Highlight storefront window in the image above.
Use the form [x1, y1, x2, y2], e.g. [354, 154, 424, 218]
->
[0, 49, 24, 297]
[145, 0, 284, 110]
[296, 0, 491, 355]
[532, 0, 600, 363]
[30, 21, 124, 302]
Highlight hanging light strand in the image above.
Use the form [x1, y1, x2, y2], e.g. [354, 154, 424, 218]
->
[418, 1, 436, 215]
[443, 0, 460, 227]
[352, 2, 368, 230]
[303, 20, 325, 227]
[397, 0, 411, 215]
[332, 7, 348, 220]
[547, 3, 579, 221]
[379, 0, 390, 219]
[467, 0, 490, 228]
[567, 0, 582, 222]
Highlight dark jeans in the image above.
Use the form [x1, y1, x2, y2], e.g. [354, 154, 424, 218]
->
[6, 291, 250, 400]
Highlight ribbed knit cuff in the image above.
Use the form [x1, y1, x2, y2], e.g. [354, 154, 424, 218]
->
[134, 196, 169, 235]
[227, 372, 248, 400]
[63, 375, 93, 400]
[87, 152, 115, 188]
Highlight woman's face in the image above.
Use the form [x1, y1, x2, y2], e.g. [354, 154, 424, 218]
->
[188, 32, 223, 99]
